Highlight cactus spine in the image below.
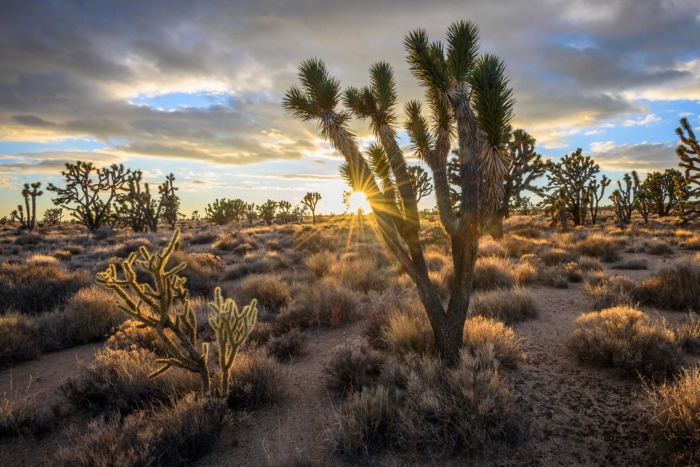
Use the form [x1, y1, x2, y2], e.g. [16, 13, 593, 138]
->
[208, 288, 257, 397]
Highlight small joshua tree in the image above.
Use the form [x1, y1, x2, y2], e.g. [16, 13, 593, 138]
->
[161, 173, 180, 230]
[546, 149, 600, 226]
[610, 173, 636, 226]
[633, 172, 653, 224]
[588, 175, 610, 225]
[43, 208, 63, 226]
[116, 171, 180, 233]
[96, 230, 257, 397]
[11, 182, 43, 230]
[643, 169, 681, 217]
[47, 161, 130, 232]
[205, 198, 245, 226]
[257, 200, 278, 226]
[677, 117, 700, 193]
[277, 200, 292, 223]
[284, 21, 515, 364]
[301, 192, 322, 224]
[245, 203, 257, 224]
[407, 165, 434, 203]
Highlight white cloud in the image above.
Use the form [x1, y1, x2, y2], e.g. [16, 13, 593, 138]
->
[622, 113, 662, 127]
[590, 141, 616, 153]
[584, 129, 606, 135]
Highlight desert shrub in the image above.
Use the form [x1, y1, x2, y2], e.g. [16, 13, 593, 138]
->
[381, 304, 434, 357]
[26, 254, 59, 266]
[645, 368, 700, 466]
[646, 240, 673, 256]
[577, 255, 604, 272]
[472, 256, 516, 291]
[325, 339, 385, 397]
[169, 251, 221, 297]
[463, 316, 524, 368]
[330, 257, 389, 293]
[501, 235, 540, 258]
[59, 393, 227, 467]
[0, 311, 40, 366]
[0, 395, 61, 439]
[278, 278, 360, 328]
[53, 250, 73, 261]
[636, 261, 700, 311]
[189, 231, 218, 245]
[584, 275, 637, 310]
[266, 328, 308, 361]
[536, 246, 576, 266]
[227, 349, 284, 410]
[514, 260, 538, 285]
[614, 258, 648, 270]
[328, 385, 394, 456]
[61, 348, 201, 415]
[92, 227, 116, 240]
[423, 251, 448, 272]
[563, 262, 584, 282]
[329, 348, 522, 458]
[469, 288, 538, 324]
[238, 274, 289, 313]
[0, 262, 90, 314]
[676, 313, 700, 353]
[53, 286, 125, 347]
[478, 241, 507, 258]
[567, 306, 683, 380]
[65, 244, 85, 255]
[306, 251, 336, 278]
[574, 234, 622, 262]
[113, 238, 153, 257]
[106, 320, 168, 355]
[14, 231, 42, 246]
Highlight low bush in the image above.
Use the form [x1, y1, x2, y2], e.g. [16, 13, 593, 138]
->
[278, 278, 360, 328]
[472, 257, 516, 291]
[239, 274, 289, 313]
[469, 288, 539, 324]
[381, 303, 433, 357]
[227, 348, 284, 410]
[266, 328, 308, 361]
[0, 262, 90, 314]
[0, 311, 40, 366]
[646, 240, 673, 256]
[676, 313, 700, 353]
[645, 367, 700, 466]
[463, 316, 524, 368]
[325, 339, 385, 397]
[584, 274, 637, 310]
[330, 257, 389, 293]
[636, 261, 700, 311]
[0, 395, 61, 439]
[306, 251, 335, 278]
[574, 234, 622, 262]
[169, 251, 221, 297]
[113, 238, 153, 258]
[59, 393, 228, 467]
[614, 258, 648, 270]
[567, 306, 683, 380]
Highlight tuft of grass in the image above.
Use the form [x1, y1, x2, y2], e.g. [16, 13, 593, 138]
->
[636, 261, 700, 311]
[0, 394, 61, 439]
[306, 251, 335, 278]
[227, 348, 284, 410]
[646, 240, 673, 256]
[325, 339, 385, 397]
[676, 313, 700, 353]
[329, 257, 390, 293]
[472, 256, 516, 291]
[381, 303, 433, 357]
[469, 287, 539, 324]
[577, 255, 605, 272]
[278, 278, 360, 328]
[463, 316, 524, 368]
[584, 274, 637, 310]
[266, 328, 308, 361]
[574, 234, 622, 262]
[567, 306, 683, 381]
[645, 368, 700, 466]
[614, 258, 648, 270]
[239, 274, 290, 313]
[0, 311, 40, 367]
[59, 393, 228, 467]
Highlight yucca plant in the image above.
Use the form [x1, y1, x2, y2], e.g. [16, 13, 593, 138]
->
[283, 21, 515, 364]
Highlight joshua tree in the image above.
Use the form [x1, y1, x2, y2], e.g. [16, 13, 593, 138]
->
[677, 117, 700, 195]
[633, 172, 652, 224]
[643, 169, 681, 217]
[116, 171, 179, 233]
[47, 161, 130, 232]
[610, 173, 636, 226]
[245, 203, 257, 224]
[191, 210, 200, 222]
[284, 21, 515, 364]
[205, 198, 244, 226]
[556, 188, 568, 232]
[12, 182, 43, 230]
[161, 173, 180, 230]
[301, 192, 322, 224]
[277, 200, 292, 223]
[546, 149, 600, 226]
[407, 165, 434, 203]
[257, 200, 278, 226]
[96, 230, 257, 397]
[587, 175, 610, 225]
[43, 208, 63, 226]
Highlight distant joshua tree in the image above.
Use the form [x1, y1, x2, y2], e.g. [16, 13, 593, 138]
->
[257, 200, 278, 226]
[277, 200, 292, 223]
[43, 208, 63, 226]
[284, 21, 515, 364]
[546, 149, 600, 226]
[301, 192, 322, 224]
[11, 182, 43, 230]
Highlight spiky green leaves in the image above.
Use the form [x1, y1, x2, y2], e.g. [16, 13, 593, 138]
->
[446, 20, 480, 85]
[282, 59, 344, 122]
[404, 100, 434, 161]
[343, 62, 398, 131]
[469, 55, 515, 151]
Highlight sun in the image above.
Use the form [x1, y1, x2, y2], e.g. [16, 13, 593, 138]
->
[346, 191, 371, 213]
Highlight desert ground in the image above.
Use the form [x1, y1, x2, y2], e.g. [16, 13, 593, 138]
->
[1, 213, 699, 467]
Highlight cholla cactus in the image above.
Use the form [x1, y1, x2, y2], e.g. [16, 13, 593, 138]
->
[96, 230, 212, 394]
[208, 288, 257, 396]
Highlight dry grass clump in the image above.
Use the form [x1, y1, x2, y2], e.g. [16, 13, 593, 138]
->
[227, 348, 285, 410]
[169, 251, 221, 297]
[278, 278, 360, 328]
[14, 231, 43, 246]
[106, 319, 168, 355]
[188, 231, 219, 245]
[381, 303, 434, 357]
[538, 265, 570, 289]
[645, 367, 700, 466]
[59, 393, 228, 467]
[325, 339, 385, 397]
[675, 313, 700, 353]
[469, 288, 539, 324]
[514, 261, 538, 285]
[306, 250, 336, 278]
[577, 255, 605, 272]
[567, 306, 683, 380]
[0, 311, 40, 366]
[0, 262, 90, 314]
[574, 234, 622, 262]
[266, 328, 308, 361]
[0, 394, 61, 439]
[478, 240, 508, 258]
[646, 239, 673, 256]
[52, 250, 73, 261]
[26, 254, 59, 265]
[584, 274, 637, 310]
[328, 348, 522, 458]
[636, 261, 700, 311]
[61, 348, 201, 415]
[239, 274, 289, 313]
[423, 250, 449, 272]
[536, 246, 576, 266]
[614, 258, 648, 270]
[472, 256, 516, 291]
[330, 257, 390, 293]
[501, 235, 542, 258]
[113, 237, 153, 257]
[463, 316, 524, 368]
[53, 286, 125, 346]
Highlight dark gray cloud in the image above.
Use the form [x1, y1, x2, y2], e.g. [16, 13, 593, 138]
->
[589, 141, 679, 172]
[0, 0, 698, 167]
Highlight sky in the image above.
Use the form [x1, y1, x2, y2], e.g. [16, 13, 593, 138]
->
[1, 0, 700, 216]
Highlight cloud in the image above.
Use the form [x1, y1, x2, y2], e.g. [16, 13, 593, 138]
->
[622, 113, 662, 127]
[589, 140, 679, 172]
[585, 129, 606, 135]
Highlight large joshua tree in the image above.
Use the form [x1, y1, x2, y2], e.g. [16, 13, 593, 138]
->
[283, 21, 514, 364]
